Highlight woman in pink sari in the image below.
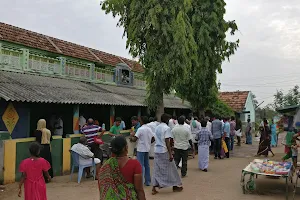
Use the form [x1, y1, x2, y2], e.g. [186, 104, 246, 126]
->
[18, 142, 51, 200]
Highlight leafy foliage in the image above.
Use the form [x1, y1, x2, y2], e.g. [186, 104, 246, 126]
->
[101, 0, 238, 114]
[273, 85, 300, 109]
[175, 0, 239, 112]
[101, 0, 197, 111]
[256, 105, 277, 123]
[207, 99, 234, 117]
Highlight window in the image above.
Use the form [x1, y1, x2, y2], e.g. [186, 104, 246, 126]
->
[115, 63, 133, 86]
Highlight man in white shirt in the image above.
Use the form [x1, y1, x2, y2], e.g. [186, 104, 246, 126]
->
[71, 137, 101, 178]
[172, 116, 194, 177]
[79, 115, 86, 130]
[54, 116, 63, 136]
[147, 117, 159, 158]
[152, 114, 183, 194]
[168, 116, 178, 130]
[190, 117, 201, 154]
[130, 116, 155, 186]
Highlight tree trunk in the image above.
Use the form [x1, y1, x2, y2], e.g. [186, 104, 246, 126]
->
[198, 108, 205, 118]
[156, 94, 164, 122]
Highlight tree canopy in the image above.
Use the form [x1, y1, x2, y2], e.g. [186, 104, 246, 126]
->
[206, 99, 234, 117]
[175, 0, 239, 114]
[101, 0, 238, 117]
[273, 85, 300, 109]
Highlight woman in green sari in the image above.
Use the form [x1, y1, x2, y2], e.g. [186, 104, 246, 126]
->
[98, 136, 146, 200]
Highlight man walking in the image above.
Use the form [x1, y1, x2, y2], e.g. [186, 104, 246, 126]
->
[211, 116, 223, 159]
[171, 116, 194, 177]
[223, 117, 231, 158]
[130, 116, 155, 186]
[229, 116, 236, 151]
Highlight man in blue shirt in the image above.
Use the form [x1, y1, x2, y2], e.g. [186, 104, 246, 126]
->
[223, 117, 231, 158]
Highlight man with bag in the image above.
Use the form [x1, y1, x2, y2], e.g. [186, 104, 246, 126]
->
[81, 118, 106, 165]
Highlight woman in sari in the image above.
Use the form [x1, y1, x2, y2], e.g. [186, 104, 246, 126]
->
[256, 120, 275, 157]
[34, 119, 53, 181]
[98, 136, 146, 200]
[270, 120, 277, 147]
[282, 129, 298, 161]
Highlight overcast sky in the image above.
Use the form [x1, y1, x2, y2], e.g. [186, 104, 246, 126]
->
[1, 0, 299, 106]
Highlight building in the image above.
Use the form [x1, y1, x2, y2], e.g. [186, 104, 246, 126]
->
[219, 91, 256, 122]
[0, 22, 190, 139]
[0, 22, 190, 184]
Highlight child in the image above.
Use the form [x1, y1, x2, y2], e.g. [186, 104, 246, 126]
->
[291, 138, 299, 169]
[18, 142, 51, 200]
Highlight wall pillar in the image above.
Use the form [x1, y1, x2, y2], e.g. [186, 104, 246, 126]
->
[138, 107, 141, 120]
[89, 63, 95, 80]
[0, 43, 2, 67]
[110, 106, 115, 128]
[62, 138, 71, 175]
[73, 105, 79, 134]
[173, 109, 176, 117]
[20, 48, 29, 71]
[58, 57, 66, 75]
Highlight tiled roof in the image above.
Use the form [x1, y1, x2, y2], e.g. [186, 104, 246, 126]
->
[0, 22, 144, 73]
[219, 91, 250, 112]
[0, 71, 189, 109]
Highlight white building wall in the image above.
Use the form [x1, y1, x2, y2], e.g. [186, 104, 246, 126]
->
[243, 92, 256, 123]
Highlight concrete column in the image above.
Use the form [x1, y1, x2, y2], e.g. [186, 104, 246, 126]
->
[89, 63, 95, 80]
[138, 107, 142, 121]
[110, 106, 115, 128]
[73, 105, 79, 134]
[0, 43, 2, 67]
[20, 48, 29, 71]
[58, 57, 66, 75]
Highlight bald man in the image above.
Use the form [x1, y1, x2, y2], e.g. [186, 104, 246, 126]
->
[81, 118, 105, 164]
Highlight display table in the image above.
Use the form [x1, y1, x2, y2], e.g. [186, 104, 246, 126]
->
[240, 159, 293, 200]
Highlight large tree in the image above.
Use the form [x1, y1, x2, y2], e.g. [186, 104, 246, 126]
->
[101, 0, 197, 120]
[273, 85, 300, 109]
[175, 0, 239, 115]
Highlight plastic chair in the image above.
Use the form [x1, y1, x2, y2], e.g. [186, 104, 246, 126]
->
[70, 150, 96, 183]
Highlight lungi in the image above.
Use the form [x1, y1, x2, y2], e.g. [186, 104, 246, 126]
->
[152, 152, 182, 188]
[198, 145, 209, 170]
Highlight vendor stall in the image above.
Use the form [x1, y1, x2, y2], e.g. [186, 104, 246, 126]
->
[241, 159, 293, 200]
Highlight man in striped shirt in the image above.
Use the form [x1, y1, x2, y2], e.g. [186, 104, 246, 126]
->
[81, 118, 105, 165]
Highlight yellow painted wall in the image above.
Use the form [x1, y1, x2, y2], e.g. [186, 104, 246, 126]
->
[3, 140, 16, 184]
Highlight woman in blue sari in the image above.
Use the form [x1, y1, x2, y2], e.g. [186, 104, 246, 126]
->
[270, 120, 277, 147]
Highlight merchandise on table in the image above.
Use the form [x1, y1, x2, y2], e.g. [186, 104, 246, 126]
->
[250, 160, 291, 175]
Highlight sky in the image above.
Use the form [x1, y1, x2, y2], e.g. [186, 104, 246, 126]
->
[0, 0, 299, 106]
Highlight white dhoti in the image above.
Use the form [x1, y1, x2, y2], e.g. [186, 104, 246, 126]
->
[126, 137, 136, 158]
[198, 145, 209, 170]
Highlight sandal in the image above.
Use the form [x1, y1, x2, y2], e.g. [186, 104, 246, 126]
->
[173, 186, 183, 192]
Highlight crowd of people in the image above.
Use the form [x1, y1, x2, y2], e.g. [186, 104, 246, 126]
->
[18, 113, 255, 200]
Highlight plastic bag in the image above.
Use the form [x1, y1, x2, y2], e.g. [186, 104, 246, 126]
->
[178, 159, 182, 168]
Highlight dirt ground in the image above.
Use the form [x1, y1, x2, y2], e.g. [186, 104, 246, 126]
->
[1, 136, 300, 200]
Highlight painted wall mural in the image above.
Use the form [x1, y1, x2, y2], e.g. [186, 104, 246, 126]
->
[2, 102, 19, 134]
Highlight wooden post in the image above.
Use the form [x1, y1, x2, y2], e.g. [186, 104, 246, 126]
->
[110, 106, 115, 128]
[73, 105, 79, 134]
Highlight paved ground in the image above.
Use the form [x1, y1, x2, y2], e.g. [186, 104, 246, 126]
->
[1, 135, 299, 200]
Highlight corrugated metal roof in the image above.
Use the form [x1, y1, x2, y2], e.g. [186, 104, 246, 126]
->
[0, 71, 190, 109]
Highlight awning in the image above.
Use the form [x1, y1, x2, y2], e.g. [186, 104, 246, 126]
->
[0, 70, 190, 109]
